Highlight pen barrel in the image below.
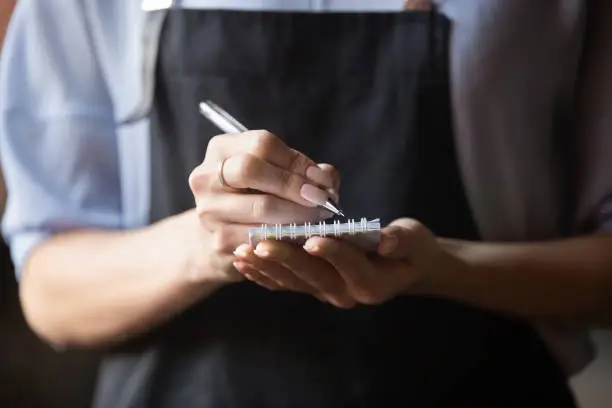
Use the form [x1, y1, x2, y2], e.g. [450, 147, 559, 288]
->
[199, 100, 248, 133]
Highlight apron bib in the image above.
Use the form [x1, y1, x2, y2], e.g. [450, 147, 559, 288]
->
[94, 7, 577, 408]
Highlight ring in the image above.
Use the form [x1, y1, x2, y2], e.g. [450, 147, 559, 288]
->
[217, 157, 240, 191]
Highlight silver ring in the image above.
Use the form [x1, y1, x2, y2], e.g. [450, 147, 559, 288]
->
[217, 157, 240, 191]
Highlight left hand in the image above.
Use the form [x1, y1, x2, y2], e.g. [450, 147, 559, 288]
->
[232, 218, 446, 308]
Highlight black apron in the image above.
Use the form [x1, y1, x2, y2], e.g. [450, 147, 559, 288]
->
[94, 7, 577, 408]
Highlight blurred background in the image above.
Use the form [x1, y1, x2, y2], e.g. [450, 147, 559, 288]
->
[0, 2, 609, 407]
[571, 331, 612, 408]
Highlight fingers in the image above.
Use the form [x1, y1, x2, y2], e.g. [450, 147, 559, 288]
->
[192, 130, 342, 217]
[254, 240, 355, 308]
[233, 260, 284, 291]
[233, 244, 316, 294]
[197, 193, 332, 224]
[208, 130, 334, 186]
[190, 161, 335, 223]
[221, 154, 331, 207]
[303, 237, 396, 306]
[304, 237, 372, 289]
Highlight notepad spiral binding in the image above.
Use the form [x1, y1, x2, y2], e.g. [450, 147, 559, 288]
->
[249, 218, 381, 251]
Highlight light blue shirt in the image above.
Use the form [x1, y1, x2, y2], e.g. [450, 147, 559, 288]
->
[1, 0, 439, 272]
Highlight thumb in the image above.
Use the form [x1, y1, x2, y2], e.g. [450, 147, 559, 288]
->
[377, 218, 432, 259]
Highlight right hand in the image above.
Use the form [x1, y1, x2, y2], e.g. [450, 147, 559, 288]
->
[187, 130, 340, 284]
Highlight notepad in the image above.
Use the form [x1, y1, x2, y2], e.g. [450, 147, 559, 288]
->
[248, 218, 381, 252]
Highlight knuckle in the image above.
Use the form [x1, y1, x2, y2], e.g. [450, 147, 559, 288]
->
[235, 154, 259, 181]
[395, 218, 424, 233]
[409, 220, 427, 233]
[406, 221, 434, 243]
[318, 163, 341, 187]
[188, 165, 208, 194]
[251, 196, 275, 219]
[288, 151, 310, 174]
[277, 169, 293, 193]
[251, 130, 278, 155]
[206, 134, 225, 153]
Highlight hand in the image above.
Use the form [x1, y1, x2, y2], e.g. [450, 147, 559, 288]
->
[187, 130, 340, 283]
[232, 218, 445, 308]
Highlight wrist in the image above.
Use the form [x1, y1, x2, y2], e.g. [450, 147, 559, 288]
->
[415, 238, 476, 298]
[146, 210, 239, 291]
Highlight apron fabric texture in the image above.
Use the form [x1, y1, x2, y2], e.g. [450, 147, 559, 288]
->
[94, 8, 578, 408]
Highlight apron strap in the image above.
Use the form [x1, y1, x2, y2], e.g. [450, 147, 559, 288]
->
[123, 0, 443, 125]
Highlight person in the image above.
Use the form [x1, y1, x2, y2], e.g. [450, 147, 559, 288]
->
[1, 0, 611, 407]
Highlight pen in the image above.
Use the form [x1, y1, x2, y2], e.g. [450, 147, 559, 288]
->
[199, 100, 345, 217]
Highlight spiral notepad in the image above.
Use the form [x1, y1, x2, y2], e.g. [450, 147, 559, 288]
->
[249, 218, 381, 252]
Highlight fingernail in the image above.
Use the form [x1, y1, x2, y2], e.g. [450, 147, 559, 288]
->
[233, 244, 251, 258]
[306, 238, 336, 254]
[307, 166, 334, 188]
[300, 184, 329, 206]
[255, 243, 287, 260]
[254, 245, 271, 258]
[303, 240, 320, 253]
[378, 234, 398, 255]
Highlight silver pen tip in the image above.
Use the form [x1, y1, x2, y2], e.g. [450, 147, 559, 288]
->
[323, 200, 345, 218]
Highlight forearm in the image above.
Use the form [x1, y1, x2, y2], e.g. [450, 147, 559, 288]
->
[20, 210, 227, 348]
[430, 235, 612, 324]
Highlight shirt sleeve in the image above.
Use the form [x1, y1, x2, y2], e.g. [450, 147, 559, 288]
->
[0, 0, 122, 273]
[574, 0, 612, 234]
